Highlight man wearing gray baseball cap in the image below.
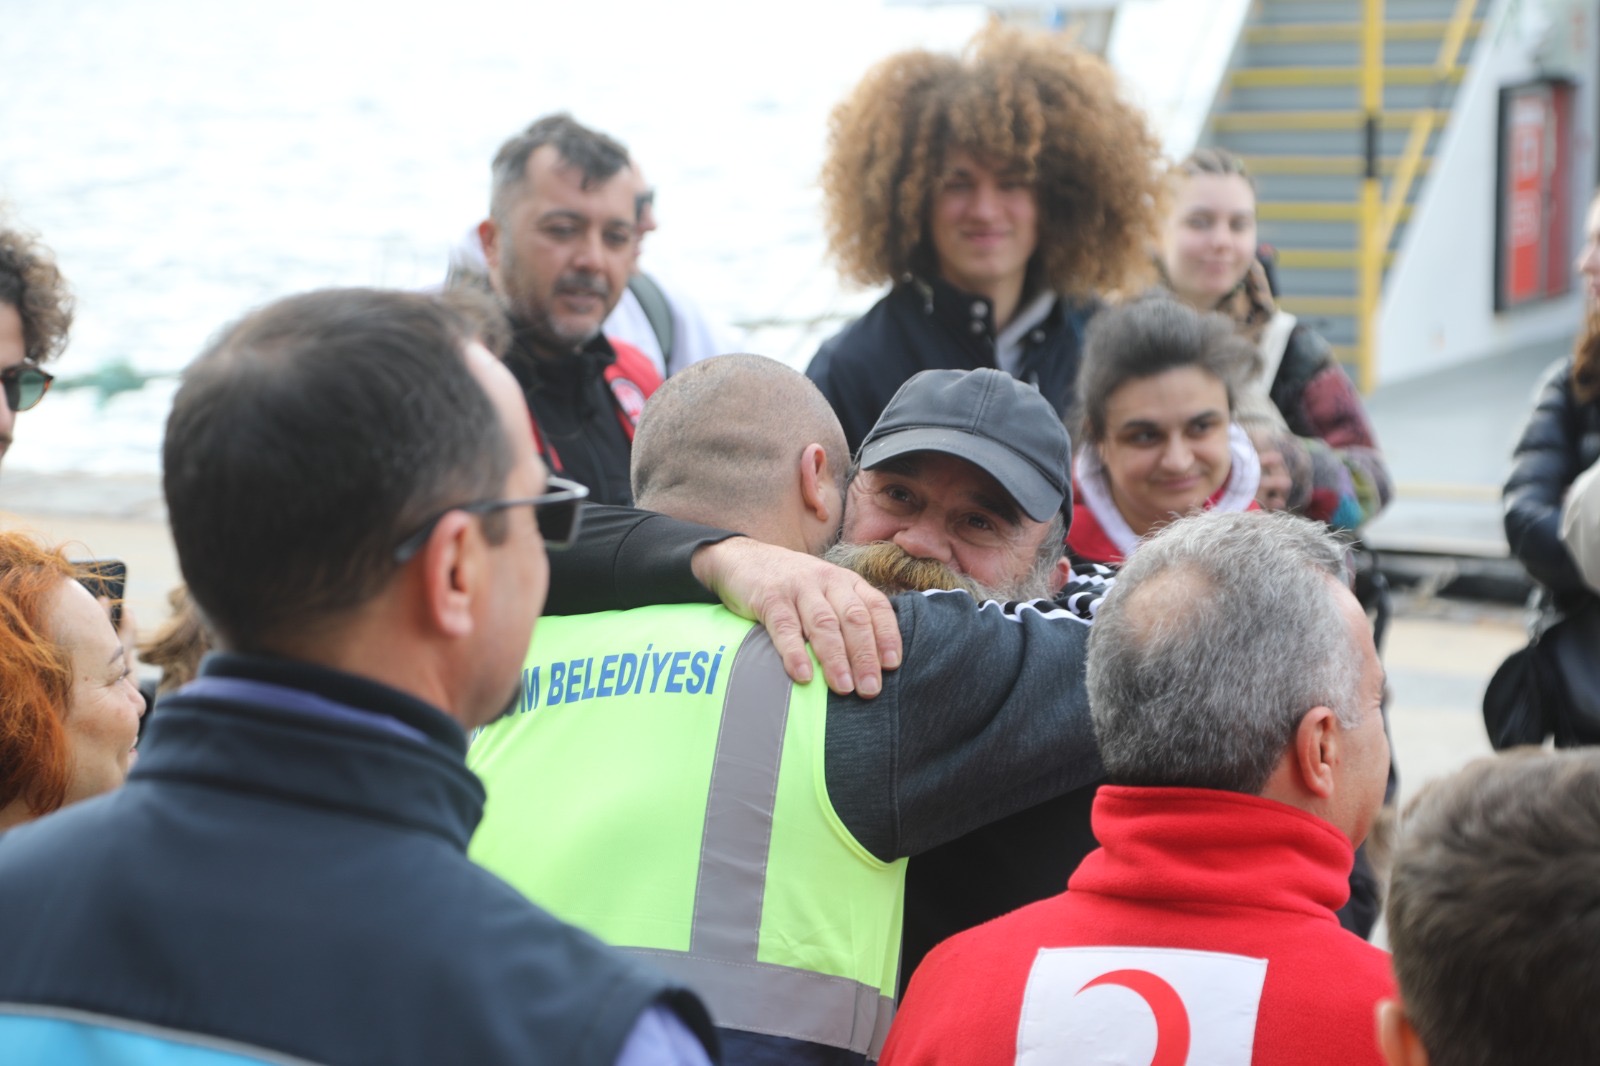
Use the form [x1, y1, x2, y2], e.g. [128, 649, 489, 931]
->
[535, 364, 1105, 1013]
[827, 368, 1098, 994]
[832, 367, 1075, 602]
[476, 357, 1108, 1063]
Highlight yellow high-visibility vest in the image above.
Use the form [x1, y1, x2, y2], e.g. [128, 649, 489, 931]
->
[469, 604, 904, 1058]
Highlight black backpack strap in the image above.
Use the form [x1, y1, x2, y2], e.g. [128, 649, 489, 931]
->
[627, 272, 675, 369]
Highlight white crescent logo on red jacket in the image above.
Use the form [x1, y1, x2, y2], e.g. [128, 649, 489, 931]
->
[1016, 946, 1267, 1065]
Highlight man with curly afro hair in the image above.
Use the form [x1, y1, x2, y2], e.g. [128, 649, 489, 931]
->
[0, 221, 73, 468]
[806, 24, 1166, 999]
[806, 23, 1164, 453]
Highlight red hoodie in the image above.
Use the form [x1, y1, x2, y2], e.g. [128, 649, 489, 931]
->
[881, 787, 1394, 1066]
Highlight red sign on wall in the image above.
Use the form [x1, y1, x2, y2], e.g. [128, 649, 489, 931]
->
[1496, 80, 1576, 311]
[1505, 95, 1547, 303]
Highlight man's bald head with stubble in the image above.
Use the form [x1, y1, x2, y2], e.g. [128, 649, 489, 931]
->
[631, 355, 849, 556]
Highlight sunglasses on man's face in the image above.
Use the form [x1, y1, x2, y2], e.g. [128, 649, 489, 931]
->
[1, 365, 53, 413]
[393, 476, 590, 563]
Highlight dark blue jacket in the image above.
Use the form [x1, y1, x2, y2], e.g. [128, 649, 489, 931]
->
[806, 278, 1095, 454]
[0, 653, 715, 1065]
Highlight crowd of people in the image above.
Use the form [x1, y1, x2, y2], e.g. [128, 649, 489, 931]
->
[0, 19, 1596, 1066]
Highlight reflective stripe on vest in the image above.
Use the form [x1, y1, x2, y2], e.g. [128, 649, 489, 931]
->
[469, 607, 901, 1059]
[620, 950, 894, 1059]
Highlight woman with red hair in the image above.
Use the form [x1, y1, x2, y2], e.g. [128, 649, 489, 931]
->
[0, 532, 144, 829]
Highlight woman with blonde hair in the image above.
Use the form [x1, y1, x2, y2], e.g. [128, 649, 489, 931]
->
[139, 584, 211, 697]
[1158, 148, 1392, 530]
[0, 532, 143, 828]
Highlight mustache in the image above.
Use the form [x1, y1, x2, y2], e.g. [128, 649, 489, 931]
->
[823, 541, 987, 599]
[554, 273, 610, 299]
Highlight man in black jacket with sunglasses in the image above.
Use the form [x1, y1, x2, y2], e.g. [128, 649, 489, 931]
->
[0, 289, 717, 1065]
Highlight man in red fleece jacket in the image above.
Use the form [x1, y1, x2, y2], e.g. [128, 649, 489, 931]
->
[881, 510, 1394, 1066]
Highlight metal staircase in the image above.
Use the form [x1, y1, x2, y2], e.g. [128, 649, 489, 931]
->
[1206, 0, 1486, 390]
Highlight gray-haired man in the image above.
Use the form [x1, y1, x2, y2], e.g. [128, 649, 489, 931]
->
[883, 510, 1395, 1065]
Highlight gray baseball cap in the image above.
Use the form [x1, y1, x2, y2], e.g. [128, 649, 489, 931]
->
[857, 368, 1072, 523]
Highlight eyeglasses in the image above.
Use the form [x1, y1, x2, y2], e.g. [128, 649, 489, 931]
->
[393, 476, 589, 563]
[1, 365, 53, 412]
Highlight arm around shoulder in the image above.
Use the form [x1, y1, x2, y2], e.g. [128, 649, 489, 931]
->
[545, 505, 733, 616]
[828, 591, 1102, 862]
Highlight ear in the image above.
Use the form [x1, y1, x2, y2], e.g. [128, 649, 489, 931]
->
[1376, 999, 1429, 1066]
[417, 510, 482, 639]
[1291, 706, 1339, 800]
[1050, 555, 1073, 594]
[798, 443, 837, 527]
[477, 218, 502, 273]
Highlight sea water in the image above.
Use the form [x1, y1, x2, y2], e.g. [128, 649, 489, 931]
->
[0, 0, 989, 476]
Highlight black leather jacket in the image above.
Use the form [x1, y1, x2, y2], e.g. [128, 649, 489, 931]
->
[807, 277, 1096, 454]
[1504, 357, 1600, 612]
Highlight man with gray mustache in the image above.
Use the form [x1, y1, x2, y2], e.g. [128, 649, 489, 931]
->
[532, 365, 1110, 1016]
[474, 358, 1106, 1063]
[478, 113, 663, 505]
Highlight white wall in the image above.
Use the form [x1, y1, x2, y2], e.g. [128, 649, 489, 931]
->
[1378, 0, 1598, 384]
[1106, 0, 1254, 159]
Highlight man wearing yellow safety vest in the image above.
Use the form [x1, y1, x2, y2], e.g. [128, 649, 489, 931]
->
[471, 358, 1108, 1064]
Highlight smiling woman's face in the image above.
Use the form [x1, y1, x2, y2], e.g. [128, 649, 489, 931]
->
[1160, 173, 1258, 309]
[47, 578, 143, 806]
[1098, 367, 1233, 537]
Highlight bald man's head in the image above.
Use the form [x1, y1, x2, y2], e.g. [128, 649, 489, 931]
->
[631, 355, 849, 545]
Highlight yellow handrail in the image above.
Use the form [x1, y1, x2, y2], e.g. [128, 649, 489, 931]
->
[1436, 0, 1479, 71]
[1356, 0, 1384, 393]
[1377, 0, 1476, 248]
[1364, 0, 1478, 389]
[1377, 115, 1435, 248]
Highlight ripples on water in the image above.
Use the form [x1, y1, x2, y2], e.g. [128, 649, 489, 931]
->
[0, 0, 985, 475]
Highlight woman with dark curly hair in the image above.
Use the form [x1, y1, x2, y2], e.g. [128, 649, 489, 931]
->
[0, 221, 74, 466]
[0, 531, 144, 830]
[806, 23, 1165, 452]
[1067, 299, 1262, 566]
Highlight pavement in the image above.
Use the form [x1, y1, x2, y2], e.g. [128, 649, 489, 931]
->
[1379, 592, 1517, 797]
